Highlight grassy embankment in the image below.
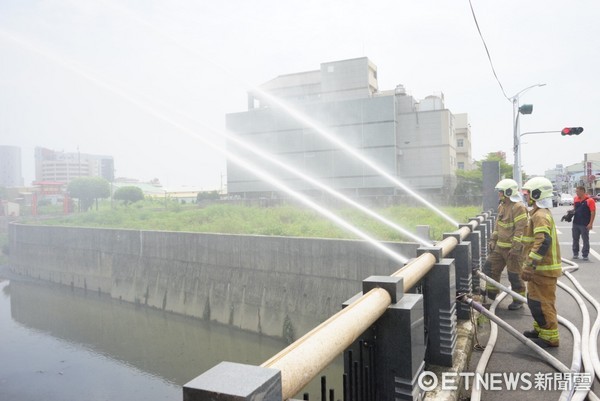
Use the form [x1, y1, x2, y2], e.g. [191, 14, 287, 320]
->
[25, 200, 480, 242]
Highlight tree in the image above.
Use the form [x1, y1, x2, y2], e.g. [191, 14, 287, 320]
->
[68, 177, 110, 211]
[114, 186, 145, 205]
[454, 152, 516, 205]
[482, 152, 514, 179]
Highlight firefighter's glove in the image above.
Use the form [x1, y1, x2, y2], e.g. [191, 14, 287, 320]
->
[488, 241, 496, 253]
[521, 268, 534, 282]
[521, 261, 536, 282]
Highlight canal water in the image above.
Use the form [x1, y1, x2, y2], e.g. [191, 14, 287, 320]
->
[0, 277, 343, 401]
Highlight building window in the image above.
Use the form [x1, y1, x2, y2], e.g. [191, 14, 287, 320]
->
[458, 162, 465, 170]
[457, 139, 464, 148]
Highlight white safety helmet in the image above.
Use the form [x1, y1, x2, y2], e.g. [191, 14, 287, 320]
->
[495, 179, 522, 202]
[522, 177, 554, 208]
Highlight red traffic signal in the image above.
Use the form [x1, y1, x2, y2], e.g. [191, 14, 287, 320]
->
[561, 127, 584, 136]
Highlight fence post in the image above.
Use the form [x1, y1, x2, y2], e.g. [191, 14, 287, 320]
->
[443, 232, 471, 320]
[421, 258, 456, 367]
[471, 217, 489, 294]
[342, 277, 425, 401]
[183, 362, 282, 401]
[459, 224, 481, 295]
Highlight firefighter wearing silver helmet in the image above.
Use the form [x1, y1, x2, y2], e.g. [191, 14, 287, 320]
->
[485, 179, 528, 310]
[521, 176, 562, 348]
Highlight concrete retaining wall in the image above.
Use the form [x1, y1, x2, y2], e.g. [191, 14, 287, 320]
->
[8, 223, 420, 339]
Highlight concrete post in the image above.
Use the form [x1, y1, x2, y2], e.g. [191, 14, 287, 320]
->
[422, 259, 456, 367]
[482, 161, 500, 212]
[472, 217, 489, 295]
[459, 225, 482, 294]
[343, 281, 425, 401]
[414, 246, 443, 295]
[183, 362, 282, 401]
[443, 232, 472, 320]
[415, 225, 431, 243]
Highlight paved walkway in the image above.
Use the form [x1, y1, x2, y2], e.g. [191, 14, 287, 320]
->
[464, 205, 600, 400]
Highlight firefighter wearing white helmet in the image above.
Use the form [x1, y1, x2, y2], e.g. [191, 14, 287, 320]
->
[485, 179, 528, 310]
[520, 176, 562, 348]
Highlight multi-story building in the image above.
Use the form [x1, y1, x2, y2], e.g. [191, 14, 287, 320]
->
[566, 161, 600, 194]
[454, 113, 474, 171]
[225, 57, 471, 200]
[547, 156, 600, 195]
[34, 147, 114, 184]
[0, 145, 24, 188]
[545, 164, 567, 192]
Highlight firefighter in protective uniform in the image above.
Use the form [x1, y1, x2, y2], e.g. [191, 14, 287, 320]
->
[485, 179, 528, 310]
[521, 177, 562, 348]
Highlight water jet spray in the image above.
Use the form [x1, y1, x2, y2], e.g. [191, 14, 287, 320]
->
[0, 29, 411, 265]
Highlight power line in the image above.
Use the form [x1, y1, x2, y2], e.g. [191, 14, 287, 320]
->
[468, 0, 510, 101]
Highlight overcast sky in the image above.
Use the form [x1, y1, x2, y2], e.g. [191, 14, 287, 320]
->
[1, 0, 598, 190]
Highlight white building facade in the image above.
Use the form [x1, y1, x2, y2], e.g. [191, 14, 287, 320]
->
[226, 57, 471, 201]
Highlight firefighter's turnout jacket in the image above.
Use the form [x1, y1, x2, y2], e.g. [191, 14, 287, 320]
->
[490, 200, 528, 251]
[522, 206, 562, 346]
[485, 199, 529, 300]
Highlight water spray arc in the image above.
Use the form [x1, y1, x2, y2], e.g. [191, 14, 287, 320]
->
[127, 89, 434, 247]
[103, 81, 434, 247]
[1, 15, 434, 247]
[248, 89, 460, 228]
[89, 3, 460, 228]
[0, 29, 411, 265]
[226, 135, 433, 246]
[214, 150, 411, 265]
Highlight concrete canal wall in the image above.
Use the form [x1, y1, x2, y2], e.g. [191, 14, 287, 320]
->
[7, 224, 419, 340]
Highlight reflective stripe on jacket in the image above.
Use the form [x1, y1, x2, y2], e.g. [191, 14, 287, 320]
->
[523, 207, 562, 277]
[491, 200, 528, 250]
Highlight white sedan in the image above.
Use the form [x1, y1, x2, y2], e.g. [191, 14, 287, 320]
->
[559, 193, 574, 206]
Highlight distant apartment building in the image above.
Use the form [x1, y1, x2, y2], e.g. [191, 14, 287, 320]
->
[0, 145, 24, 188]
[34, 147, 114, 184]
[454, 113, 474, 171]
[225, 57, 471, 199]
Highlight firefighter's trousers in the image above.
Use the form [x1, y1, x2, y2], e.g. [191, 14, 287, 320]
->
[527, 274, 559, 346]
[484, 247, 526, 302]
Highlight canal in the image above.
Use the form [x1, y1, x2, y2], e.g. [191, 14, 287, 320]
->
[0, 275, 343, 401]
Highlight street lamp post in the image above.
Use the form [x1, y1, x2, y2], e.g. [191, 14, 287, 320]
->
[510, 83, 546, 187]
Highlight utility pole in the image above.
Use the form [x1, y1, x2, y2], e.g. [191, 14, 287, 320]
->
[510, 83, 546, 187]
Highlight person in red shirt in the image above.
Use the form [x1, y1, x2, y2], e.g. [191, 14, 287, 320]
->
[571, 186, 596, 261]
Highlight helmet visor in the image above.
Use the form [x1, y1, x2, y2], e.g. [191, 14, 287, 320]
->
[536, 198, 553, 208]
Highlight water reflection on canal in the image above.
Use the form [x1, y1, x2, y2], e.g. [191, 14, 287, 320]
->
[0, 277, 342, 401]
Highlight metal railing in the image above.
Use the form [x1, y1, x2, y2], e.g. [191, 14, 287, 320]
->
[184, 213, 492, 401]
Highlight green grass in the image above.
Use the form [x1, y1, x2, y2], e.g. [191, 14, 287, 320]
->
[26, 201, 480, 241]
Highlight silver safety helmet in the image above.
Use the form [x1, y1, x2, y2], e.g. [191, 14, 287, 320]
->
[522, 177, 554, 208]
[495, 178, 522, 202]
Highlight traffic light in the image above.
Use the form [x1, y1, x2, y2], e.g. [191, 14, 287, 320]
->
[561, 127, 584, 136]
